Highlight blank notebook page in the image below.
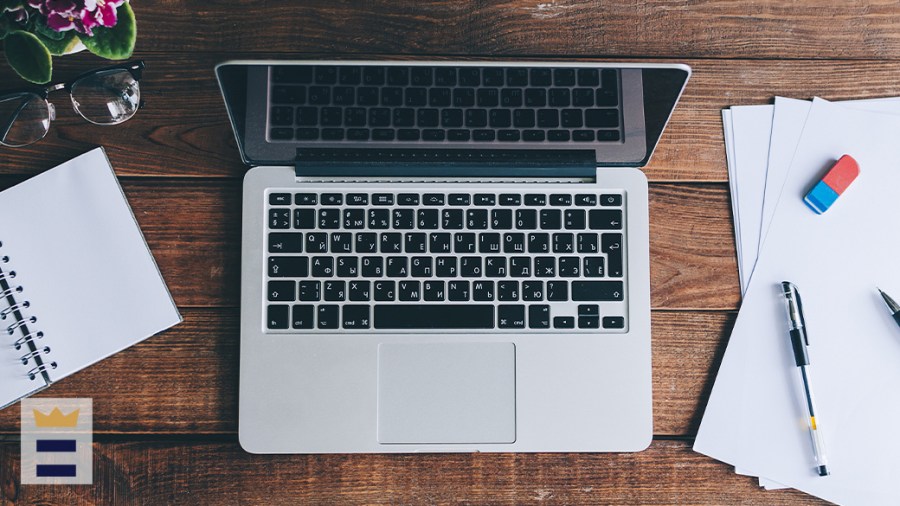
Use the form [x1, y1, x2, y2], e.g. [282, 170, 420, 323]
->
[0, 148, 181, 406]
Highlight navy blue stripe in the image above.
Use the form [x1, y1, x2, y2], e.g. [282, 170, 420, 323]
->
[36, 439, 76, 452]
[36, 464, 76, 477]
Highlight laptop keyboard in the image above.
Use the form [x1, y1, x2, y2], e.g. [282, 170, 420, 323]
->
[264, 189, 627, 332]
[267, 64, 622, 144]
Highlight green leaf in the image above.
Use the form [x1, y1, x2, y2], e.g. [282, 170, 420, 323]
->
[0, 17, 9, 40]
[79, 1, 136, 60]
[34, 29, 77, 55]
[4, 30, 52, 83]
[33, 17, 65, 41]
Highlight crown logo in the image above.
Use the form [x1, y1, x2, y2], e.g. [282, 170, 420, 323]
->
[33, 408, 79, 428]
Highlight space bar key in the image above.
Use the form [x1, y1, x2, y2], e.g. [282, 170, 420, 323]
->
[374, 305, 495, 329]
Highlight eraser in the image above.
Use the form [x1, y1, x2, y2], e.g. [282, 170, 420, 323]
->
[804, 155, 859, 214]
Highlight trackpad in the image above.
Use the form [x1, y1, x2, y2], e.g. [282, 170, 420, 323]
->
[377, 342, 516, 444]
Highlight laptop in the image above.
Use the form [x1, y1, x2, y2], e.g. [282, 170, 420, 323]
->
[216, 61, 690, 453]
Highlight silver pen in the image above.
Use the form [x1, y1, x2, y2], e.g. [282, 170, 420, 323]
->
[781, 281, 830, 476]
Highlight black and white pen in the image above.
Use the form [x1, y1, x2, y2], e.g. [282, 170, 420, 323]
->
[781, 281, 831, 477]
[877, 288, 900, 331]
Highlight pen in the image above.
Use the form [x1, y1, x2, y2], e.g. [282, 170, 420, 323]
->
[877, 288, 900, 330]
[781, 281, 830, 477]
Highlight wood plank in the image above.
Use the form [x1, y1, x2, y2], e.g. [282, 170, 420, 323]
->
[106, 1, 900, 60]
[0, 309, 734, 436]
[5, 55, 900, 181]
[0, 179, 738, 309]
[0, 439, 826, 504]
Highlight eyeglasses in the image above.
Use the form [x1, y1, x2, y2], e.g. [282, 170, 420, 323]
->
[0, 60, 144, 147]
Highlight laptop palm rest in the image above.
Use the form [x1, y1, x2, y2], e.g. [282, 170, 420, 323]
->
[377, 342, 516, 444]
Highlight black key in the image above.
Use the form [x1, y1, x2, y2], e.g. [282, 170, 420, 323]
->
[321, 128, 344, 141]
[393, 209, 415, 229]
[430, 233, 452, 253]
[410, 67, 433, 86]
[338, 66, 361, 85]
[465, 109, 488, 127]
[423, 280, 445, 301]
[554, 316, 574, 329]
[418, 209, 439, 229]
[448, 281, 470, 301]
[578, 315, 599, 329]
[398, 281, 421, 301]
[397, 194, 419, 206]
[267, 305, 289, 329]
[314, 66, 338, 84]
[411, 256, 432, 276]
[393, 108, 415, 127]
[601, 194, 622, 206]
[561, 109, 583, 128]
[298, 281, 321, 301]
[598, 130, 621, 141]
[342, 305, 370, 329]
[442, 109, 464, 127]
[479, 233, 501, 253]
[274, 66, 312, 84]
[516, 209, 537, 229]
[382, 87, 403, 106]
[523, 130, 545, 142]
[537, 109, 559, 128]
[330, 232, 353, 253]
[362, 67, 385, 85]
[381, 233, 403, 253]
[603, 316, 625, 329]
[529, 305, 550, 329]
[584, 257, 605, 277]
[540, 209, 562, 230]
[405, 233, 428, 253]
[269, 209, 291, 229]
[547, 194, 570, 206]
[324, 280, 346, 301]
[321, 193, 343, 205]
[477, 88, 499, 107]
[270, 128, 293, 140]
[585, 109, 619, 128]
[597, 69, 619, 106]
[498, 130, 521, 141]
[454, 232, 477, 253]
[362, 256, 383, 277]
[530, 68, 552, 86]
[459, 68, 480, 86]
[405, 87, 427, 107]
[602, 233, 624, 277]
[333, 86, 355, 105]
[386, 256, 408, 277]
[449, 193, 470, 206]
[525, 194, 546, 206]
[578, 68, 600, 86]
[589, 209, 622, 229]
[268, 257, 308, 277]
[342, 193, 366, 206]
[577, 233, 598, 253]
[347, 128, 370, 141]
[306, 232, 328, 252]
[565, 209, 586, 229]
[524, 89, 547, 107]
[448, 129, 471, 141]
[523, 281, 543, 301]
[553, 232, 574, 253]
[443, 209, 464, 229]
[576, 194, 597, 206]
[422, 129, 446, 141]
[356, 233, 378, 253]
[485, 256, 507, 277]
[296, 106, 317, 126]
[369, 108, 391, 127]
[559, 256, 580, 277]
[268, 280, 296, 301]
[372, 193, 393, 206]
[578, 304, 599, 316]
[336, 256, 358, 277]
[547, 280, 568, 301]
[489, 109, 512, 128]
[498, 305, 525, 329]
[318, 208, 341, 229]
[572, 281, 624, 301]
[461, 256, 482, 277]
[506, 68, 528, 86]
[318, 305, 340, 329]
[573, 88, 594, 107]
[467, 209, 489, 229]
[548, 130, 570, 142]
[504, 233, 526, 254]
[368, 209, 390, 229]
[270, 106, 293, 126]
[417, 108, 439, 127]
[345, 108, 366, 127]
[308, 86, 330, 105]
[500, 88, 523, 107]
[372, 129, 395, 141]
[549, 88, 570, 107]
[554, 68, 576, 86]
[482, 68, 504, 86]
[474, 194, 496, 206]
[374, 280, 395, 301]
[387, 66, 409, 85]
[436, 256, 458, 277]
[429, 88, 451, 107]
[349, 280, 371, 301]
[357, 87, 379, 106]
[498, 281, 519, 301]
[311, 256, 334, 277]
[534, 256, 554, 277]
[269, 232, 303, 253]
[499, 194, 521, 206]
[292, 305, 315, 329]
[269, 193, 291, 205]
[528, 233, 549, 253]
[435, 67, 457, 86]
[453, 89, 475, 107]
[492, 209, 513, 229]
[375, 304, 493, 329]
[510, 257, 531, 277]
[473, 280, 494, 301]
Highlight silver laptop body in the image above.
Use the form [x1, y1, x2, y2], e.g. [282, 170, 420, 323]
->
[216, 61, 690, 453]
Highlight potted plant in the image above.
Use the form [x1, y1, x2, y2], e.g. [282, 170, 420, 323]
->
[0, 0, 136, 84]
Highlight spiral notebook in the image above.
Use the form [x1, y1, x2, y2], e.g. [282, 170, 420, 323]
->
[0, 148, 182, 410]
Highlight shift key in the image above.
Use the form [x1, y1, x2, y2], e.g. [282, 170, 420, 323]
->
[572, 281, 624, 301]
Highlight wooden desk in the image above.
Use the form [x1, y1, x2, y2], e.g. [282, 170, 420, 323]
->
[4, 1, 894, 503]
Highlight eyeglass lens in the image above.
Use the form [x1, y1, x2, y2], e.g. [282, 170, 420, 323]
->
[71, 69, 141, 125]
[0, 94, 51, 147]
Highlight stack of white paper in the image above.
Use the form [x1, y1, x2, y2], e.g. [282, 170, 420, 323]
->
[695, 97, 900, 503]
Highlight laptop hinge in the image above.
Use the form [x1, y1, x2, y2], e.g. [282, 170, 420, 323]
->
[294, 148, 597, 178]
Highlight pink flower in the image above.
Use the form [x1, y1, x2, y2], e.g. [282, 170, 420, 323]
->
[25, 0, 124, 36]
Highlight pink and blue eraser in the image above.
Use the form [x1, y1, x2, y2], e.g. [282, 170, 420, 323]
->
[804, 154, 860, 214]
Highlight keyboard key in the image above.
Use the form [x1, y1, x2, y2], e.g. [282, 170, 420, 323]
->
[465, 109, 488, 127]
[459, 68, 480, 86]
[372, 129, 395, 141]
[270, 106, 293, 125]
[537, 110, 559, 128]
[474, 194, 496, 206]
[516, 209, 537, 229]
[528, 233, 550, 253]
[267, 305, 289, 329]
[342, 305, 370, 329]
[393, 109, 415, 127]
[296, 107, 317, 126]
[578, 315, 599, 329]
[349, 280, 371, 301]
[357, 87, 379, 105]
[576, 194, 597, 206]
[336, 256, 358, 277]
[393, 209, 415, 229]
[269, 209, 291, 229]
[550, 194, 572, 206]
[398, 281, 421, 301]
[561, 109, 583, 128]
[525, 194, 546, 206]
[461, 256, 482, 277]
[268, 280, 296, 301]
[553, 233, 574, 253]
[603, 316, 625, 329]
[584, 257, 605, 277]
[387, 66, 409, 85]
[601, 194, 623, 206]
[510, 257, 531, 277]
[422, 129, 446, 141]
[585, 109, 619, 128]
[362, 67, 385, 85]
[405, 233, 427, 253]
[559, 256, 580, 277]
[431, 234, 452, 254]
[387, 256, 408, 276]
[411, 256, 432, 276]
[546, 280, 568, 301]
[448, 129, 471, 141]
[524, 89, 547, 107]
[270, 128, 293, 140]
[298, 281, 321, 301]
[338, 66, 361, 85]
[324, 280, 346, 301]
[523, 130, 545, 141]
[498, 281, 519, 301]
[483, 68, 504, 86]
[573, 88, 594, 107]
[362, 256, 383, 277]
[435, 67, 457, 86]
[602, 233, 624, 277]
[485, 256, 506, 276]
[410, 67, 433, 86]
[345, 108, 367, 126]
[333, 86, 355, 105]
[374, 280, 395, 301]
[474, 129, 497, 142]
[554, 68, 576, 86]
[540, 209, 562, 230]
[330, 232, 353, 253]
[369, 108, 391, 127]
[318, 209, 341, 229]
[375, 304, 493, 329]
[308, 86, 330, 104]
[453, 89, 475, 107]
[529, 305, 550, 329]
[578, 68, 600, 86]
[499, 194, 521, 206]
[314, 66, 338, 84]
[347, 128, 370, 140]
[549, 89, 570, 107]
[572, 281, 624, 301]
[317, 305, 340, 329]
[565, 209, 586, 229]
[356, 233, 378, 253]
[477, 88, 499, 107]
[311, 256, 334, 277]
[306, 232, 328, 252]
[454, 233, 477, 253]
[382, 87, 403, 106]
[506, 68, 528, 86]
[269, 193, 291, 205]
[321, 128, 344, 140]
[448, 280, 470, 301]
[268, 257, 308, 277]
[269, 232, 303, 253]
[467, 209, 489, 229]
[405, 87, 427, 107]
[530, 68, 552, 86]
[479, 233, 501, 253]
[522, 281, 543, 301]
[500, 88, 523, 107]
[417, 108, 439, 127]
[292, 305, 314, 329]
[597, 128, 620, 141]
[436, 256, 457, 277]
[423, 280, 445, 301]
[553, 316, 574, 329]
[274, 66, 312, 84]
[429, 88, 451, 107]
[381, 233, 403, 254]
[498, 129, 521, 141]
[368, 209, 390, 229]
[547, 130, 570, 142]
[498, 305, 525, 329]
[589, 209, 623, 229]
[473, 280, 494, 301]
[577, 233, 598, 253]
[492, 209, 513, 229]
[443, 209, 464, 230]
[534, 256, 554, 276]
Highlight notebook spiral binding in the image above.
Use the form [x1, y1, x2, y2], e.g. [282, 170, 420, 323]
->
[0, 241, 54, 381]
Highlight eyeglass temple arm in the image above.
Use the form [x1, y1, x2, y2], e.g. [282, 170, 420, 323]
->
[0, 97, 32, 143]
